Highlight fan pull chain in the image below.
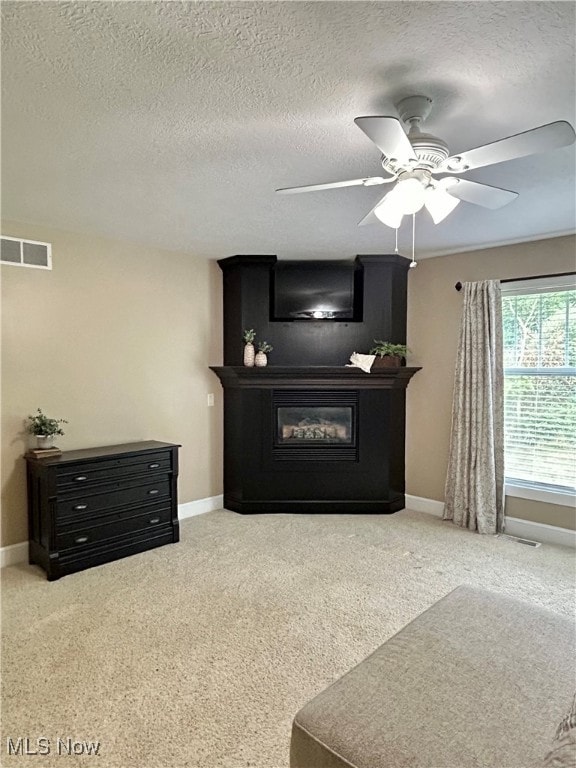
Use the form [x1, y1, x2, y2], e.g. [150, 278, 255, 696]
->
[409, 214, 417, 268]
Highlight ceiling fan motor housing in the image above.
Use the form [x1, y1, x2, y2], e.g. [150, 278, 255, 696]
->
[409, 131, 450, 169]
[396, 168, 432, 186]
[381, 96, 450, 173]
[396, 95, 433, 125]
[381, 130, 449, 175]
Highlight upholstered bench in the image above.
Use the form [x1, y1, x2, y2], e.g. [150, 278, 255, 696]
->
[290, 586, 576, 768]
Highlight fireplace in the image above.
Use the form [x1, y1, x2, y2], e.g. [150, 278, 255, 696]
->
[211, 366, 419, 513]
[211, 254, 420, 514]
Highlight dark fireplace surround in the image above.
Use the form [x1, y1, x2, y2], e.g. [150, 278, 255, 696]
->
[211, 254, 420, 514]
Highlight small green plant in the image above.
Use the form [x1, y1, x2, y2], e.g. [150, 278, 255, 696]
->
[369, 341, 410, 359]
[242, 329, 256, 343]
[258, 341, 273, 353]
[26, 408, 68, 437]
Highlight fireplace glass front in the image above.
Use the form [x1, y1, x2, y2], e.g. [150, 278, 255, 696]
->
[276, 406, 353, 445]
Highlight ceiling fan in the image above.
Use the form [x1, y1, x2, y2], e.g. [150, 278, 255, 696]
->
[276, 96, 576, 228]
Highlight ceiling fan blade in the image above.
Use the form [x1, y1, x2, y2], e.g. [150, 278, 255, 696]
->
[354, 117, 417, 164]
[440, 177, 518, 209]
[436, 121, 576, 173]
[357, 209, 382, 227]
[276, 176, 388, 194]
[357, 190, 390, 226]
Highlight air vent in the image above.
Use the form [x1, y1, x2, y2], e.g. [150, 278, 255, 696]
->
[1, 236, 52, 269]
[498, 534, 541, 548]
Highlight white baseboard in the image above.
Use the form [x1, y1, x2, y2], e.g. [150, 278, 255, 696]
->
[0, 496, 224, 568]
[0, 541, 28, 569]
[178, 494, 223, 520]
[504, 516, 576, 549]
[4, 493, 571, 567]
[404, 494, 444, 517]
[404, 494, 576, 548]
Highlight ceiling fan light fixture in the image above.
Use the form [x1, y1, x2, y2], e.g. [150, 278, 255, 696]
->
[374, 196, 404, 228]
[391, 177, 427, 214]
[424, 186, 460, 224]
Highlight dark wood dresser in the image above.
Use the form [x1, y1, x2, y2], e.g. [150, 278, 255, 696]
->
[26, 441, 180, 580]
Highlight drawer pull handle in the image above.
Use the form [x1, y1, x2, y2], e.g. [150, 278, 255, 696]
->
[74, 475, 88, 481]
[148, 489, 159, 495]
[148, 463, 160, 469]
[73, 504, 88, 511]
[149, 517, 160, 524]
[74, 536, 89, 544]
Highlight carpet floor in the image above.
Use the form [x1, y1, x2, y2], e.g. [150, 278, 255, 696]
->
[1, 509, 575, 768]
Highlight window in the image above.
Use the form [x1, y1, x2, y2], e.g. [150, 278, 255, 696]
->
[501, 275, 576, 505]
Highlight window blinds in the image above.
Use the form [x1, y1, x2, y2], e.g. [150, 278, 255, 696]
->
[501, 277, 575, 492]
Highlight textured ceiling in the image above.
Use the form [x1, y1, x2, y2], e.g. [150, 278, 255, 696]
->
[2, 1, 575, 260]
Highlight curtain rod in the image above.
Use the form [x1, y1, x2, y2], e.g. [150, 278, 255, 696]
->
[454, 271, 576, 291]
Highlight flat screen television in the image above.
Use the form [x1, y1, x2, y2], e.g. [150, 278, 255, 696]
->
[271, 261, 363, 321]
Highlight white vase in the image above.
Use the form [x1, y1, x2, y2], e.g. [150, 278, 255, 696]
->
[36, 435, 55, 449]
[254, 351, 268, 367]
[243, 343, 255, 367]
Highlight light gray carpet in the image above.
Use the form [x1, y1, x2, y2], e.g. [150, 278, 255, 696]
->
[2, 509, 575, 768]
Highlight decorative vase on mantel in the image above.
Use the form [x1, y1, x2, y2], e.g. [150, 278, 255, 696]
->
[255, 342, 273, 367]
[254, 351, 268, 367]
[243, 342, 255, 367]
[242, 329, 257, 367]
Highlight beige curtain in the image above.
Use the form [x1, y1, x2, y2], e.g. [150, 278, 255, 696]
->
[443, 280, 504, 534]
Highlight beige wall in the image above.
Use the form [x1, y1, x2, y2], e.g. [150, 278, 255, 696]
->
[1, 221, 223, 547]
[406, 234, 576, 530]
[2, 224, 574, 547]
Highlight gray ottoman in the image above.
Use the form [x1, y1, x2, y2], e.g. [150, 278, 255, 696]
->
[290, 586, 576, 768]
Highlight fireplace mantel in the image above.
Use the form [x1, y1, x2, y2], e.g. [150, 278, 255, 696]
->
[210, 365, 421, 515]
[210, 366, 421, 389]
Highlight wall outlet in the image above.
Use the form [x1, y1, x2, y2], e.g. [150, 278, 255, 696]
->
[207, 393, 214, 407]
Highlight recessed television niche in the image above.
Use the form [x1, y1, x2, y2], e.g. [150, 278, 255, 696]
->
[271, 260, 363, 321]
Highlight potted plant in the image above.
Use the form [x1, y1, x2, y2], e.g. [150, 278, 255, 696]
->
[369, 341, 410, 368]
[26, 408, 68, 448]
[255, 341, 273, 367]
[243, 328, 256, 367]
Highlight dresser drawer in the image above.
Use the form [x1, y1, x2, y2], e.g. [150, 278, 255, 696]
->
[55, 451, 172, 489]
[56, 526, 177, 577]
[56, 478, 171, 520]
[56, 506, 173, 551]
